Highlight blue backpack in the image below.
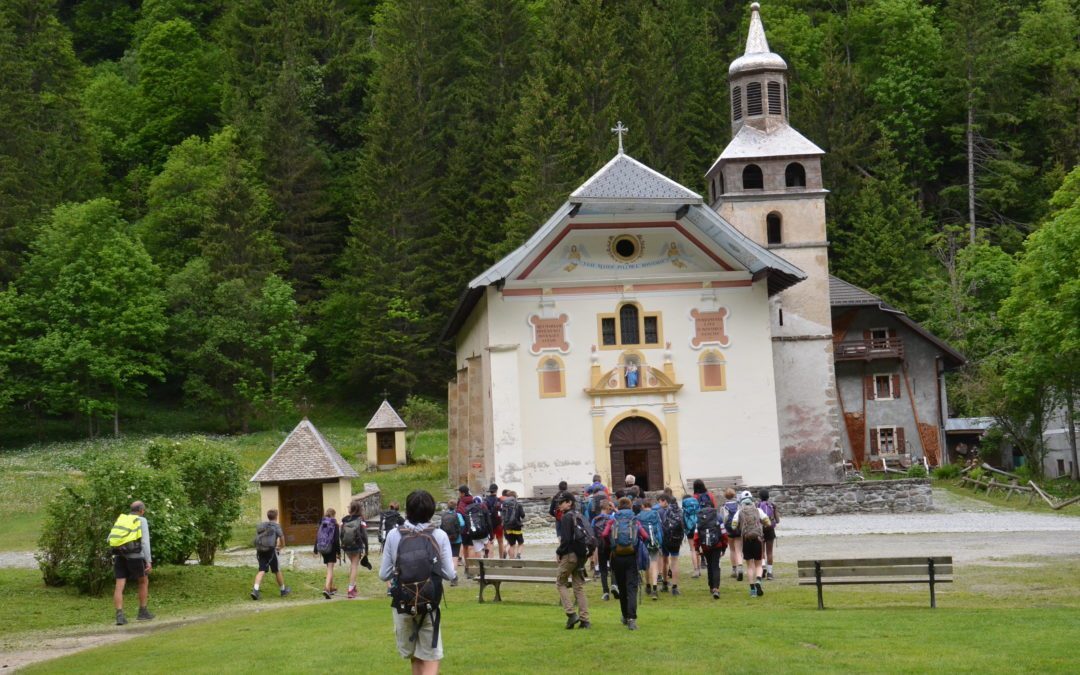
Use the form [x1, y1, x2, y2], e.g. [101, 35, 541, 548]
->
[681, 496, 699, 533]
[636, 509, 662, 552]
[611, 511, 637, 556]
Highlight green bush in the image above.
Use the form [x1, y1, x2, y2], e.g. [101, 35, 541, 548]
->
[1013, 464, 1035, 482]
[147, 439, 246, 565]
[37, 457, 197, 594]
[933, 463, 961, 480]
[969, 467, 986, 481]
[906, 463, 928, 478]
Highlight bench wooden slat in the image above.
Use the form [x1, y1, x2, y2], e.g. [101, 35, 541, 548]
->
[484, 575, 559, 583]
[798, 578, 953, 586]
[797, 557, 952, 568]
[798, 565, 953, 578]
[479, 560, 560, 570]
[481, 567, 562, 579]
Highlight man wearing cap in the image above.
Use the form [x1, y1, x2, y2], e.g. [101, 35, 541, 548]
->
[554, 492, 590, 629]
[455, 485, 489, 568]
[108, 500, 154, 625]
[483, 483, 506, 559]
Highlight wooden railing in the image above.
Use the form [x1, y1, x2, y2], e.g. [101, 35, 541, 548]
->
[834, 337, 904, 361]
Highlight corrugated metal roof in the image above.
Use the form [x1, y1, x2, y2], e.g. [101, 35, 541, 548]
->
[366, 400, 407, 431]
[570, 153, 702, 204]
[250, 419, 359, 483]
[945, 417, 995, 433]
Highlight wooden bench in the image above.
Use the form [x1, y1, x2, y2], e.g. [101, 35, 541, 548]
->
[797, 556, 952, 609]
[472, 558, 588, 603]
[532, 484, 588, 500]
[684, 476, 744, 496]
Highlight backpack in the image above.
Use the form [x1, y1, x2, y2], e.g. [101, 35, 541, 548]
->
[722, 500, 741, 537]
[391, 525, 444, 649]
[611, 511, 638, 556]
[316, 518, 337, 554]
[636, 510, 662, 552]
[341, 518, 366, 551]
[464, 500, 490, 539]
[661, 504, 684, 548]
[738, 503, 764, 542]
[681, 496, 699, 533]
[379, 510, 404, 544]
[698, 507, 725, 550]
[587, 490, 606, 520]
[565, 510, 596, 558]
[591, 513, 610, 544]
[501, 498, 523, 530]
[108, 514, 143, 556]
[760, 500, 779, 527]
[254, 523, 278, 553]
[484, 495, 503, 528]
[439, 510, 462, 541]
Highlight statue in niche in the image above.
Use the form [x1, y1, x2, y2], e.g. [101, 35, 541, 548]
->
[625, 362, 639, 388]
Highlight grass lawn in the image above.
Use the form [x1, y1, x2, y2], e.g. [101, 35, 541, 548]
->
[935, 479, 1080, 515]
[18, 556, 1080, 673]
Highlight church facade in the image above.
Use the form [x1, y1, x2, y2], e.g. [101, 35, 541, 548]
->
[445, 3, 844, 496]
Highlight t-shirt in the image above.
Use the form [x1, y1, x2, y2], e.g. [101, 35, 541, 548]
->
[257, 521, 284, 553]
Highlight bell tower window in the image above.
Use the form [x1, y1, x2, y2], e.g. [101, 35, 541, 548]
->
[742, 164, 764, 190]
[732, 86, 743, 121]
[785, 162, 806, 187]
[767, 213, 782, 244]
[767, 82, 782, 115]
[746, 82, 763, 116]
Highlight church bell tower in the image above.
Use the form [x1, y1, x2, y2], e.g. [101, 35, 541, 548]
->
[706, 2, 841, 483]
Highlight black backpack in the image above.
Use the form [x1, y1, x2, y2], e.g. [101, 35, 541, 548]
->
[501, 498, 523, 530]
[484, 495, 503, 528]
[391, 526, 444, 649]
[589, 491, 606, 518]
[379, 510, 404, 544]
[464, 500, 490, 539]
[439, 510, 461, 541]
[698, 506, 724, 550]
[661, 504, 684, 547]
[565, 511, 596, 558]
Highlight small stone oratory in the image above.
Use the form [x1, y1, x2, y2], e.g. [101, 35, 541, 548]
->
[446, 3, 842, 497]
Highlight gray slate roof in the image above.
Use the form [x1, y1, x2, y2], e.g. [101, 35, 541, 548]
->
[570, 153, 702, 204]
[829, 275, 892, 308]
[710, 124, 824, 172]
[366, 400, 407, 431]
[250, 419, 359, 483]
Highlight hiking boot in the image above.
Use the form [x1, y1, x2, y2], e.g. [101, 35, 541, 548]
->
[115, 610, 127, 626]
[577, 620, 591, 629]
[712, 589, 720, 600]
[661, 580, 669, 593]
[250, 589, 261, 601]
[136, 607, 154, 621]
[515, 554, 522, 560]
[323, 589, 332, 600]
[671, 586, 681, 597]
[565, 613, 579, 630]
[602, 593, 610, 601]
[766, 571, 774, 581]
[280, 586, 291, 597]
[737, 570, 744, 582]
[386, 587, 393, 597]
[750, 586, 758, 597]
[347, 588, 358, 599]
[621, 616, 628, 625]
[691, 569, 700, 578]
[611, 585, 620, 600]
[755, 582, 764, 597]
[450, 578, 458, 587]
[627, 619, 638, 631]
[650, 590, 659, 601]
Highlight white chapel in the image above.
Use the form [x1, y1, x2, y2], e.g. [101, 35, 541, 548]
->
[445, 3, 842, 497]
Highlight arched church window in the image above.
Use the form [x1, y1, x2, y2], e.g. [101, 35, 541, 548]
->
[537, 356, 565, 398]
[619, 304, 640, 345]
[699, 350, 727, 391]
[732, 86, 743, 121]
[785, 162, 806, 188]
[767, 82, 782, 115]
[767, 213, 782, 244]
[746, 82, 763, 116]
[742, 164, 764, 190]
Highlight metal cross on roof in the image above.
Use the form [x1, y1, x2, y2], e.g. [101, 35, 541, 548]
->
[611, 121, 628, 154]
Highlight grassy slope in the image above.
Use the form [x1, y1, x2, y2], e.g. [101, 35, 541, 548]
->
[20, 556, 1080, 673]
[935, 479, 1080, 515]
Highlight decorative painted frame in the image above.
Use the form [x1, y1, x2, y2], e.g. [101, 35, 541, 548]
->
[698, 349, 727, 391]
[689, 307, 731, 349]
[528, 313, 570, 355]
[537, 355, 566, 398]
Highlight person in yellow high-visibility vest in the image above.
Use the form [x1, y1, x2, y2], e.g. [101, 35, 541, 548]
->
[108, 501, 153, 625]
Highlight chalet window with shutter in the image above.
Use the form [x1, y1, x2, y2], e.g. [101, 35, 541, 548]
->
[867, 373, 901, 401]
[598, 303, 662, 349]
[732, 86, 743, 121]
[874, 374, 893, 399]
[746, 82, 763, 116]
[538, 356, 565, 398]
[767, 81, 782, 114]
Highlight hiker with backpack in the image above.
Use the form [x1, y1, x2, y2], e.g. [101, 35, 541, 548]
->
[731, 491, 772, 597]
[483, 483, 505, 559]
[681, 490, 702, 579]
[722, 487, 744, 581]
[583, 476, 609, 572]
[635, 499, 663, 601]
[109, 500, 154, 625]
[501, 490, 526, 560]
[623, 475, 643, 513]
[590, 499, 614, 600]
[554, 491, 593, 629]
[758, 489, 779, 580]
[455, 485, 490, 568]
[657, 493, 683, 596]
[548, 480, 568, 521]
[314, 508, 341, 599]
[440, 498, 465, 583]
[379, 489, 456, 673]
[601, 496, 649, 630]
[693, 480, 726, 599]
[251, 508, 291, 601]
[379, 503, 406, 596]
[341, 500, 373, 599]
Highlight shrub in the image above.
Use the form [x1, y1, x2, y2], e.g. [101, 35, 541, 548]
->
[906, 463, 928, 478]
[1013, 464, 1035, 482]
[932, 463, 961, 480]
[969, 467, 985, 481]
[401, 395, 445, 464]
[38, 456, 197, 594]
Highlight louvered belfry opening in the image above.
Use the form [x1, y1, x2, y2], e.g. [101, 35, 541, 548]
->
[746, 81, 763, 116]
[767, 81, 782, 115]
[609, 417, 662, 492]
[732, 86, 743, 121]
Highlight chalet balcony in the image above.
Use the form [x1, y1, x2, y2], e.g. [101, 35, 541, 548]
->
[834, 337, 905, 362]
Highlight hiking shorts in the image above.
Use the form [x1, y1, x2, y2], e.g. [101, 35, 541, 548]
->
[505, 530, 524, 546]
[663, 542, 681, 557]
[393, 611, 442, 661]
[450, 542, 461, 557]
[256, 550, 279, 573]
[114, 555, 145, 581]
[492, 524, 504, 539]
[320, 551, 338, 564]
[741, 537, 763, 561]
[763, 526, 776, 543]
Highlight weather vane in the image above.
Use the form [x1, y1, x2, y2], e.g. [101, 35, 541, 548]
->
[611, 121, 628, 154]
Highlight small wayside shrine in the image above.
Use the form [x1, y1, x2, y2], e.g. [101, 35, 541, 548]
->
[250, 418, 359, 545]
[365, 400, 407, 470]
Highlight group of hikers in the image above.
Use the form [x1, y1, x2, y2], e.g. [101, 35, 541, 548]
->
[109, 474, 777, 673]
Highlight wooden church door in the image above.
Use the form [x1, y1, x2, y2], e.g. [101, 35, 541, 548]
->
[609, 417, 662, 492]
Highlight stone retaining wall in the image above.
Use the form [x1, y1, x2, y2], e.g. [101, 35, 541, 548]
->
[511, 478, 932, 527]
